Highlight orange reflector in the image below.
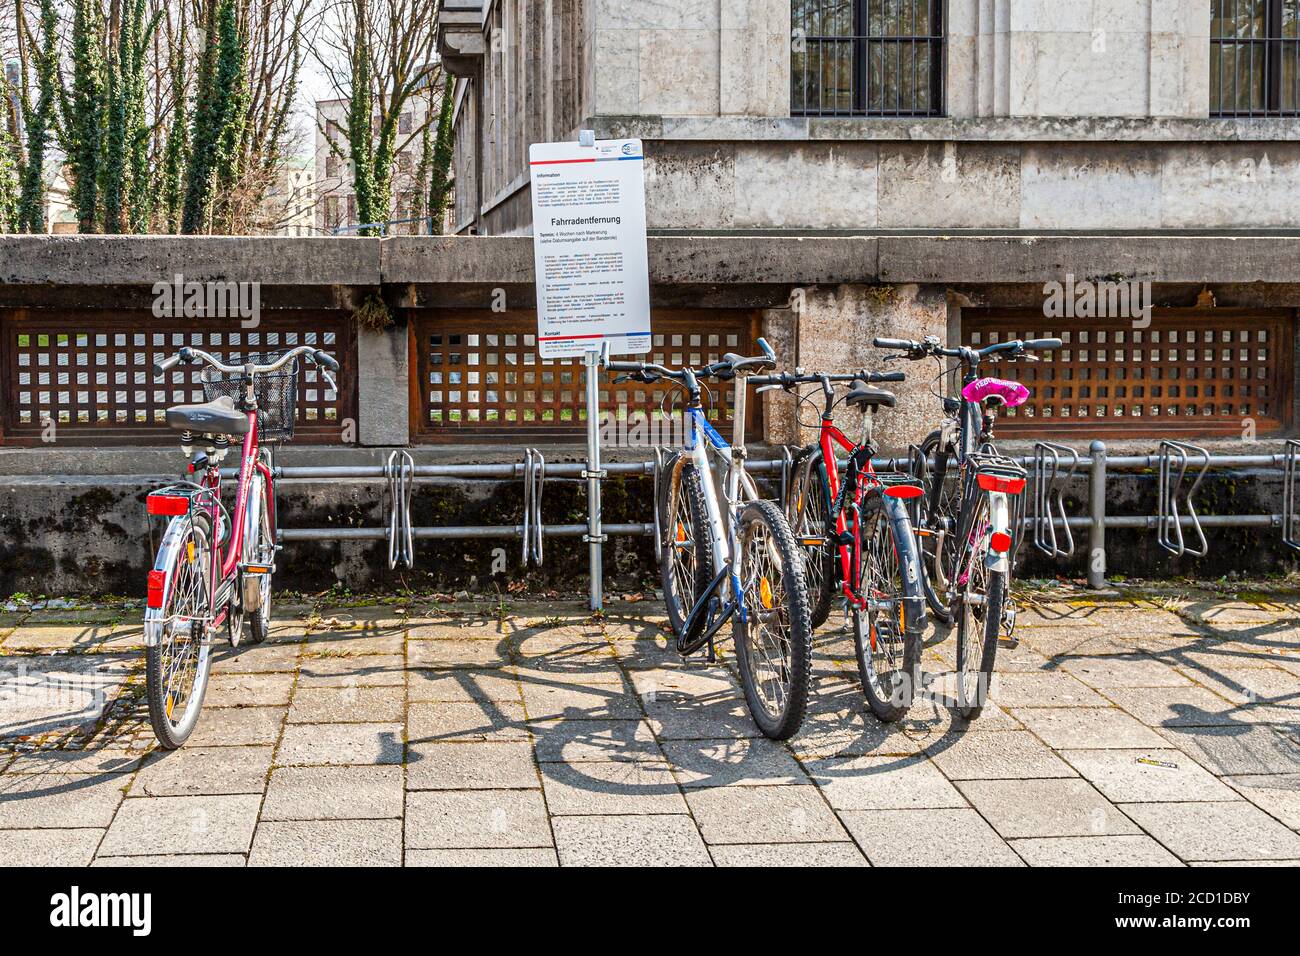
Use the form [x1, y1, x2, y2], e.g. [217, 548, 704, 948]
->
[977, 473, 1026, 494]
[884, 484, 924, 499]
[147, 570, 166, 608]
[990, 531, 1013, 553]
[675, 521, 687, 543]
[759, 577, 774, 609]
[147, 493, 190, 516]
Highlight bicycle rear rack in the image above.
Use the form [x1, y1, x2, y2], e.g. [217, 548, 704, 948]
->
[1031, 441, 1078, 559]
[1156, 439, 1209, 558]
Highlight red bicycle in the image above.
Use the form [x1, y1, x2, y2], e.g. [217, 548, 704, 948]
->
[142, 344, 339, 748]
[752, 369, 928, 720]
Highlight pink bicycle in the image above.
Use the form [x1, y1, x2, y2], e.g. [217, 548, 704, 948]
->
[143, 345, 339, 747]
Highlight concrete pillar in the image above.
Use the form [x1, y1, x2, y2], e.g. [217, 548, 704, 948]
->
[356, 324, 409, 446]
[720, 0, 790, 117]
[767, 284, 948, 454]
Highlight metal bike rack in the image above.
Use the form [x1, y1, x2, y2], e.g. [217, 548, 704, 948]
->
[384, 451, 415, 570]
[1284, 440, 1300, 552]
[1031, 441, 1078, 559]
[521, 448, 546, 568]
[1155, 440, 1210, 558]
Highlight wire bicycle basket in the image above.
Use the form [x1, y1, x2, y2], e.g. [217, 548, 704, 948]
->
[200, 352, 299, 442]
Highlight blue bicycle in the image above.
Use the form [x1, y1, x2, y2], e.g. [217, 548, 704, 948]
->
[608, 340, 814, 739]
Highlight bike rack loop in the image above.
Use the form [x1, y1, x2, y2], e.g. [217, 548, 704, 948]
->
[1031, 441, 1078, 560]
[1284, 440, 1300, 552]
[1155, 439, 1210, 558]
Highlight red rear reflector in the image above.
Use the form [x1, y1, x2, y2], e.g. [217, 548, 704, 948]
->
[884, 484, 924, 499]
[977, 473, 1026, 494]
[147, 494, 190, 516]
[146, 570, 166, 608]
[990, 531, 1013, 553]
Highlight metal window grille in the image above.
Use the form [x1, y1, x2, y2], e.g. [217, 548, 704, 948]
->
[1211, 0, 1300, 116]
[792, 0, 944, 117]
[411, 312, 762, 443]
[0, 312, 355, 446]
[961, 309, 1294, 438]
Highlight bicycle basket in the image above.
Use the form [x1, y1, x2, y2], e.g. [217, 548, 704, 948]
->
[200, 353, 299, 442]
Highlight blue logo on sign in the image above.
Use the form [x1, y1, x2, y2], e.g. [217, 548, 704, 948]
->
[621, 143, 637, 156]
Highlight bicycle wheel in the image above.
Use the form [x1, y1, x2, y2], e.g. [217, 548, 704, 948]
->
[659, 455, 716, 639]
[915, 430, 958, 623]
[733, 499, 813, 740]
[851, 493, 923, 722]
[954, 495, 1005, 720]
[241, 471, 274, 645]
[145, 513, 215, 749]
[787, 449, 836, 630]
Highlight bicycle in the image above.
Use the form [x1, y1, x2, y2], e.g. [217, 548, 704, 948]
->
[606, 339, 814, 740]
[754, 367, 927, 721]
[873, 334, 1060, 718]
[142, 344, 340, 748]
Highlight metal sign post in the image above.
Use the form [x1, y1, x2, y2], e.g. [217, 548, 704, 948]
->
[584, 348, 605, 611]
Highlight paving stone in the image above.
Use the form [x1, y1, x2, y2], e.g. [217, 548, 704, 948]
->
[0, 827, 102, 865]
[0, 655, 134, 739]
[988, 671, 1109, 708]
[1102, 686, 1240, 727]
[406, 848, 559, 867]
[204, 673, 294, 708]
[531, 719, 664, 763]
[839, 808, 1024, 867]
[685, 785, 848, 844]
[514, 661, 627, 686]
[788, 706, 947, 761]
[1058, 655, 1191, 688]
[661, 737, 806, 788]
[1121, 801, 1300, 862]
[0, 623, 120, 653]
[211, 641, 302, 674]
[304, 631, 406, 657]
[91, 854, 245, 867]
[807, 754, 967, 810]
[407, 668, 521, 703]
[1223, 774, 1300, 829]
[288, 686, 404, 723]
[1010, 835, 1184, 867]
[540, 761, 686, 815]
[709, 842, 868, 866]
[957, 779, 1141, 839]
[927, 730, 1077, 780]
[261, 766, 404, 820]
[1181, 665, 1300, 708]
[1157, 725, 1300, 775]
[521, 681, 642, 721]
[405, 790, 552, 849]
[188, 706, 286, 746]
[131, 745, 273, 796]
[4, 746, 146, 775]
[249, 819, 402, 866]
[627, 667, 760, 740]
[297, 654, 405, 687]
[408, 701, 529, 743]
[552, 815, 711, 866]
[407, 640, 511, 670]
[0, 772, 130, 828]
[406, 742, 539, 790]
[1010, 707, 1168, 749]
[276, 722, 403, 766]
[1060, 749, 1239, 803]
[100, 794, 261, 856]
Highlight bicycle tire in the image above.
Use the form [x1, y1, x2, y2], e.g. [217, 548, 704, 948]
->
[659, 455, 716, 641]
[787, 448, 836, 630]
[915, 430, 957, 624]
[242, 471, 274, 645]
[733, 499, 813, 740]
[955, 496, 1005, 720]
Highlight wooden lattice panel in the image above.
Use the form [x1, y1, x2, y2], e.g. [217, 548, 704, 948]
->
[0, 312, 356, 445]
[962, 309, 1294, 438]
[411, 311, 761, 442]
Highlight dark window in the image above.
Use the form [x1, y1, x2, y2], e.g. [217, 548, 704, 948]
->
[791, 0, 944, 117]
[1211, 0, 1300, 116]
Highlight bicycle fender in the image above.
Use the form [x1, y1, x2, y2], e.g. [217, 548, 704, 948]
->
[881, 493, 929, 632]
[144, 516, 194, 648]
[984, 492, 1012, 574]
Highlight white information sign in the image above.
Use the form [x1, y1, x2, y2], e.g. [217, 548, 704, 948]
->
[528, 138, 651, 358]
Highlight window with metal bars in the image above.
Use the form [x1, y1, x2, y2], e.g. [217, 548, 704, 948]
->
[1211, 0, 1300, 116]
[791, 0, 944, 117]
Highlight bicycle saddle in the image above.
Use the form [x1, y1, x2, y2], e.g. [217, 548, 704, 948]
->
[961, 377, 1030, 408]
[165, 395, 250, 435]
[845, 385, 897, 410]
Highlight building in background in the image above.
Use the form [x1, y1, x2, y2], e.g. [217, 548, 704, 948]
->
[263, 156, 316, 236]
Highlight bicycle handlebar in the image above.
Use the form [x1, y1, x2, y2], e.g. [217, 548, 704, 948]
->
[152, 344, 338, 381]
[606, 337, 777, 385]
[872, 335, 1062, 364]
[749, 368, 905, 389]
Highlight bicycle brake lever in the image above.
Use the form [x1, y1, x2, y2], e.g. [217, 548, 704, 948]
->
[322, 371, 338, 393]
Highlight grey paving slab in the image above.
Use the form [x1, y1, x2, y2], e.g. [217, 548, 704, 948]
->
[661, 737, 806, 788]
[100, 794, 261, 856]
[521, 681, 643, 721]
[203, 672, 294, 708]
[685, 785, 849, 845]
[630, 667, 760, 740]
[1181, 664, 1300, 708]
[1223, 774, 1300, 830]
[839, 808, 1024, 867]
[130, 745, 273, 797]
[1121, 801, 1300, 862]
[1157, 724, 1300, 775]
[188, 706, 286, 747]
[1102, 686, 1241, 727]
[406, 741, 539, 790]
[956, 779, 1141, 839]
[1010, 835, 1185, 867]
[407, 639, 511, 670]
[0, 655, 134, 739]
[405, 789, 552, 849]
[91, 854, 246, 866]
[1058, 655, 1192, 688]
[304, 630, 405, 656]
[539, 761, 687, 815]
[249, 819, 402, 867]
[530, 719, 665, 763]
[297, 654, 405, 687]
[0, 623, 120, 653]
[288, 686, 404, 724]
[787, 706, 936, 760]
[1010, 707, 1169, 749]
[0, 772, 130, 828]
[407, 668, 521, 703]
[514, 661, 627, 686]
[1060, 749, 1240, 803]
[261, 766, 404, 820]
[276, 722, 404, 766]
[4, 746, 145, 775]
[407, 701, 529, 743]
[0, 827, 102, 865]
[552, 814, 712, 866]
[708, 842, 868, 866]
[988, 671, 1109, 708]
[926, 730, 1077, 780]
[406, 847, 559, 867]
[807, 754, 967, 810]
[211, 641, 302, 674]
